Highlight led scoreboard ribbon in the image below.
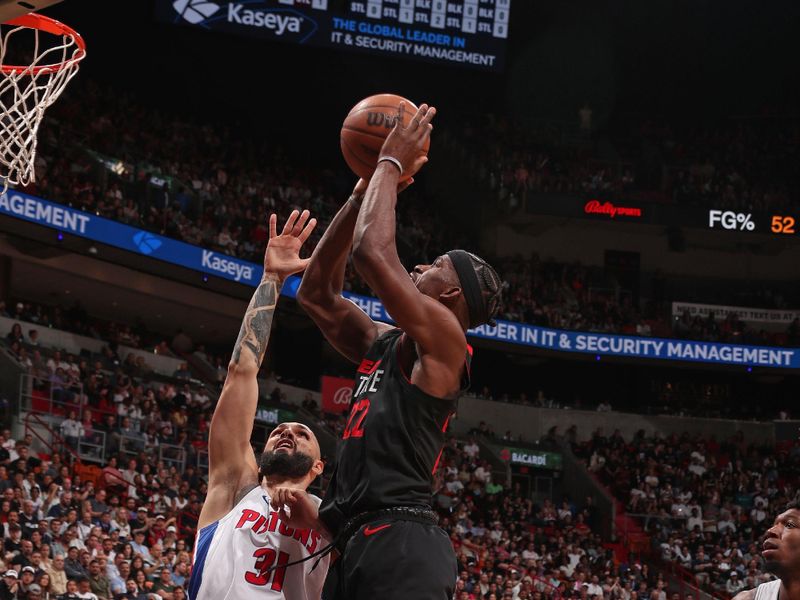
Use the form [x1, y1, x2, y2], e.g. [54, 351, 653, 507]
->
[1, 188, 797, 369]
[707, 209, 799, 235]
[160, 0, 512, 71]
[770, 215, 797, 235]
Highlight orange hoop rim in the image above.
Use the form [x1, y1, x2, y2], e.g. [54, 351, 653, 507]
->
[1, 12, 86, 75]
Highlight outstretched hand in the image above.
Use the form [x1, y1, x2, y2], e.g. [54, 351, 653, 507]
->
[263, 209, 317, 280]
[378, 102, 436, 176]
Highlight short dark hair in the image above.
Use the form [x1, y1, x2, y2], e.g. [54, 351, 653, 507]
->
[785, 500, 800, 512]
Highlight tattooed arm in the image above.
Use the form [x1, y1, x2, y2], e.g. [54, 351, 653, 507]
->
[199, 210, 316, 531]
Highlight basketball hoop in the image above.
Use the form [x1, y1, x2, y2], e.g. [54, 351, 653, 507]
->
[0, 13, 85, 193]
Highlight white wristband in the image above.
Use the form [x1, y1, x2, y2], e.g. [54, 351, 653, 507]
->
[377, 156, 403, 175]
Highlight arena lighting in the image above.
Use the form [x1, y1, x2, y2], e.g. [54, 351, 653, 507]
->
[56, 232, 63, 241]
[595, 355, 601, 361]
[202, 275, 208, 283]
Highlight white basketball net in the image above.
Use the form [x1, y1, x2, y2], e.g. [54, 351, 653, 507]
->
[0, 16, 85, 193]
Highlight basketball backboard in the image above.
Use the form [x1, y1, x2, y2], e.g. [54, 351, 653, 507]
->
[0, 0, 62, 23]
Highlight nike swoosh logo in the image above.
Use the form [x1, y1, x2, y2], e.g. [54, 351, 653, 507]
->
[363, 524, 392, 536]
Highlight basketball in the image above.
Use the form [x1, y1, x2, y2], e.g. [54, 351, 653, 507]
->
[340, 93, 431, 181]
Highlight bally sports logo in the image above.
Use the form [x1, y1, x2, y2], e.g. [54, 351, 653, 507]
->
[584, 200, 643, 219]
[173, 0, 315, 39]
[322, 376, 355, 414]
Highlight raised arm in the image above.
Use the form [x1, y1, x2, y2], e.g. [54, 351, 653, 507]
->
[297, 179, 395, 363]
[351, 104, 466, 393]
[199, 210, 316, 531]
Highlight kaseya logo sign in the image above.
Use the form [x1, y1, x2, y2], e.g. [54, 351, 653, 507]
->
[132, 231, 163, 256]
[172, 0, 317, 41]
[173, 0, 220, 24]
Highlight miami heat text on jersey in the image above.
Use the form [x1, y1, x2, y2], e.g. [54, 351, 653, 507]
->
[188, 486, 329, 600]
[319, 328, 466, 538]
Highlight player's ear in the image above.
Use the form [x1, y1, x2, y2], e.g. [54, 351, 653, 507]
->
[439, 286, 461, 304]
[311, 459, 324, 478]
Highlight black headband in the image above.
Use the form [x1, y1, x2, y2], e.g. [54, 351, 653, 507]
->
[447, 250, 488, 329]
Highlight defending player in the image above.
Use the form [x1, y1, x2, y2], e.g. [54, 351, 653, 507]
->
[188, 210, 331, 600]
[734, 501, 800, 600]
[285, 103, 502, 599]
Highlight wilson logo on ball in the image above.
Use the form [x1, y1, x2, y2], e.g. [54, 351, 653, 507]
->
[341, 94, 429, 181]
[366, 112, 399, 129]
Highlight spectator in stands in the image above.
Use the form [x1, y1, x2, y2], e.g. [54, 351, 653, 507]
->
[76, 576, 98, 600]
[175, 498, 198, 546]
[47, 491, 72, 520]
[87, 560, 110, 599]
[36, 572, 53, 599]
[151, 567, 174, 599]
[463, 437, 480, 460]
[28, 329, 40, 347]
[7, 323, 24, 346]
[300, 392, 317, 414]
[120, 461, 139, 501]
[46, 554, 67, 596]
[59, 410, 86, 450]
[63, 547, 87, 581]
[0, 570, 18, 600]
[108, 557, 128, 597]
[20, 499, 39, 538]
[169, 562, 188, 589]
[171, 364, 190, 380]
[118, 578, 143, 599]
[18, 566, 37, 596]
[5, 522, 23, 554]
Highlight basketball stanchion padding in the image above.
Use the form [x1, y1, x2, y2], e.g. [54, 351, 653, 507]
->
[0, 12, 85, 193]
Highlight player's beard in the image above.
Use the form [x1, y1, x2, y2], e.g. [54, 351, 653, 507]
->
[259, 450, 313, 480]
[764, 558, 783, 576]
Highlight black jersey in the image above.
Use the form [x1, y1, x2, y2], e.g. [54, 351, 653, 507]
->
[319, 328, 470, 538]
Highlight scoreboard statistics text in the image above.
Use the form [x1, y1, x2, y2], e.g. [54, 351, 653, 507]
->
[160, 0, 512, 71]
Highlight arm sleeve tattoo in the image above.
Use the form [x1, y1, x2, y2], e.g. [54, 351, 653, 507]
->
[231, 272, 280, 368]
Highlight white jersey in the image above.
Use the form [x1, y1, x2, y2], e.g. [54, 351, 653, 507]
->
[188, 486, 330, 600]
[754, 580, 781, 600]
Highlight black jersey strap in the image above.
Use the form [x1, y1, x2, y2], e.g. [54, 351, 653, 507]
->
[261, 507, 438, 575]
[259, 538, 338, 575]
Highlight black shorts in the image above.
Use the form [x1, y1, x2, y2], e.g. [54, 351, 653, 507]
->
[322, 517, 457, 600]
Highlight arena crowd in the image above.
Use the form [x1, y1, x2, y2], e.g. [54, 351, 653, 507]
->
[13, 82, 799, 350]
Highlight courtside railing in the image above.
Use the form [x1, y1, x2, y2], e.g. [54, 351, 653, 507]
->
[18, 372, 84, 422]
[159, 443, 186, 473]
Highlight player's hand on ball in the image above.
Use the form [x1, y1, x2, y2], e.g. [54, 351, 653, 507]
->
[264, 209, 317, 279]
[270, 487, 319, 531]
[379, 102, 436, 176]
